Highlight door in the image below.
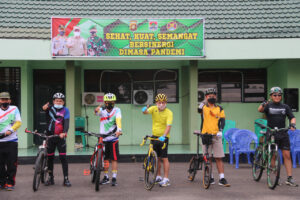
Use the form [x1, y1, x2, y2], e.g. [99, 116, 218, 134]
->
[33, 70, 65, 145]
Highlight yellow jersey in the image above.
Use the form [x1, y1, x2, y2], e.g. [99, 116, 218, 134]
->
[201, 104, 225, 134]
[148, 106, 173, 137]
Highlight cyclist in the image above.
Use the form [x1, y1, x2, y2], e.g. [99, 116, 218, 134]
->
[0, 92, 22, 191]
[142, 93, 173, 187]
[258, 86, 298, 187]
[94, 93, 122, 186]
[42, 93, 71, 187]
[198, 88, 230, 187]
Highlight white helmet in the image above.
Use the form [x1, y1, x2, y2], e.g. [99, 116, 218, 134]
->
[53, 92, 65, 100]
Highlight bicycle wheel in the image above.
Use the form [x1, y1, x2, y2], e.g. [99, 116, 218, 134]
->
[40, 152, 48, 184]
[188, 156, 198, 181]
[33, 151, 44, 192]
[144, 150, 158, 190]
[90, 153, 97, 183]
[252, 146, 264, 181]
[202, 162, 211, 189]
[95, 149, 103, 191]
[267, 149, 281, 189]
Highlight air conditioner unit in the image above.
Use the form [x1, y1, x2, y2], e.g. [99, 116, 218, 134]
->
[82, 92, 104, 106]
[133, 90, 153, 105]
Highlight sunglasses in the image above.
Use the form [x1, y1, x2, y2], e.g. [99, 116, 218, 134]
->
[272, 94, 282, 97]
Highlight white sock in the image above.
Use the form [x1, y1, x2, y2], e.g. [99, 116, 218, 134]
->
[112, 170, 117, 178]
[211, 174, 214, 179]
[156, 176, 162, 180]
[219, 173, 224, 179]
[104, 172, 109, 178]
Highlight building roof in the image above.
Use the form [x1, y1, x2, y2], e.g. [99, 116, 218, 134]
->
[0, 0, 299, 40]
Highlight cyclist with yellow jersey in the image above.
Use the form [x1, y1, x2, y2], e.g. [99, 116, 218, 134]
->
[198, 88, 230, 187]
[142, 93, 173, 187]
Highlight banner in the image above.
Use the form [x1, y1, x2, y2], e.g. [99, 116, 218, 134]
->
[51, 18, 205, 57]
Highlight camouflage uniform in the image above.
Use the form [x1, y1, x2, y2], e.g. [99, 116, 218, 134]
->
[87, 36, 107, 56]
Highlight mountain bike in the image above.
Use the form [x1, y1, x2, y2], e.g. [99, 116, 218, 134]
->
[84, 131, 119, 192]
[25, 128, 59, 192]
[188, 130, 212, 189]
[252, 122, 288, 189]
[140, 135, 167, 190]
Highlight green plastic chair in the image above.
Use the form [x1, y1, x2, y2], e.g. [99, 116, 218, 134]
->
[75, 117, 86, 147]
[222, 120, 236, 152]
[254, 119, 267, 141]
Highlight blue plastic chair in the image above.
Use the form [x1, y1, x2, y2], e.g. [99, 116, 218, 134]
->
[290, 131, 300, 168]
[222, 120, 236, 152]
[254, 119, 267, 141]
[224, 128, 239, 164]
[75, 117, 86, 147]
[231, 129, 258, 169]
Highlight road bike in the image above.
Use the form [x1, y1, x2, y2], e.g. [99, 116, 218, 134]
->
[140, 135, 167, 190]
[188, 130, 213, 189]
[25, 128, 59, 192]
[252, 122, 288, 189]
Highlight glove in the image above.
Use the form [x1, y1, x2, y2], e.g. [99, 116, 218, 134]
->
[141, 106, 148, 112]
[261, 100, 268, 107]
[199, 102, 205, 109]
[289, 123, 296, 129]
[216, 131, 222, 138]
[158, 136, 166, 142]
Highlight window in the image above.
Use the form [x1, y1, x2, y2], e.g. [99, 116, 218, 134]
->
[0, 67, 21, 108]
[198, 69, 266, 103]
[84, 69, 178, 103]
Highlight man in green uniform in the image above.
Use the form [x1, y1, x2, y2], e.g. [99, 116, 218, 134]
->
[87, 25, 107, 56]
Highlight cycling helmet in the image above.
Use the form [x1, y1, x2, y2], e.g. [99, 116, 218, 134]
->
[104, 93, 116, 101]
[155, 93, 168, 102]
[270, 87, 282, 95]
[205, 88, 217, 95]
[53, 92, 65, 100]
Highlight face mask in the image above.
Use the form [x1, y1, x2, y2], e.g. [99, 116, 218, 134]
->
[74, 32, 80, 37]
[106, 103, 114, 110]
[90, 31, 96, 35]
[54, 104, 63, 109]
[157, 103, 166, 111]
[0, 103, 9, 109]
[207, 98, 216, 104]
[59, 31, 65, 36]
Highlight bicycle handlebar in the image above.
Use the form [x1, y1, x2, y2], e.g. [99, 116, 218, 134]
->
[140, 135, 167, 150]
[83, 131, 120, 138]
[254, 122, 289, 133]
[25, 128, 60, 139]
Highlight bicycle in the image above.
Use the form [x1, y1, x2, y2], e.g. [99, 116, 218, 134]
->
[252, 122, 288, 189]
[188, 130, 213, 189]
[140, 135, 167, 190]
[25, 128, 59, 192]
[84, 131, 119, 192]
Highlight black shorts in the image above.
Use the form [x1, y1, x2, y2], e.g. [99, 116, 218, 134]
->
[274, 132, 290, 151]
[151, 138, 169, 158]
[47, 137, 67, 156]
[104, 140, 119, 161]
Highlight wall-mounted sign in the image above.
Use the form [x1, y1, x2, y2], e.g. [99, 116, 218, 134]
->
[51, 17, 205, 58]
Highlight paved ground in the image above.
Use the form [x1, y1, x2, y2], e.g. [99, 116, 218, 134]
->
[1, 162, 300, 200]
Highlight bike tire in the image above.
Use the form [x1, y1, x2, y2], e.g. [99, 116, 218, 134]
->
[202, 163, 211, 189]
[95, 149, 103, 192]
[144, 150, 158, 190]
[267, 150, 281, 190]
[188, 156, 198, 181]
[91, 153, 97, 183]
[252, 146, 264, 182]
[41, 151, 48, 184]
[33, 151, 44, 192]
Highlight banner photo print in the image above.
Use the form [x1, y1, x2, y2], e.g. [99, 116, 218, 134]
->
[51, 18, 205, 58]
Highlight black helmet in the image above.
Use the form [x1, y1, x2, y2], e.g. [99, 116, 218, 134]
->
[205, 88, 217, 95]
[53, 92, 65, 100]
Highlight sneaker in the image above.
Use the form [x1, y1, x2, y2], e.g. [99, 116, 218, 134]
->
[45, 176, 54, 186]
[100, 176, 110, 185]
[210, 178, 215, 185]
[63, 177, 72, 187]
[219, 178, 230, 187]
[0, 184, 5, 190]
[159, 178, 170, 187]
[111, 177, 117, 186]
[6, 184, 14, 191]
[286, 177, 298, 187]
[155, 176, 163, 184]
